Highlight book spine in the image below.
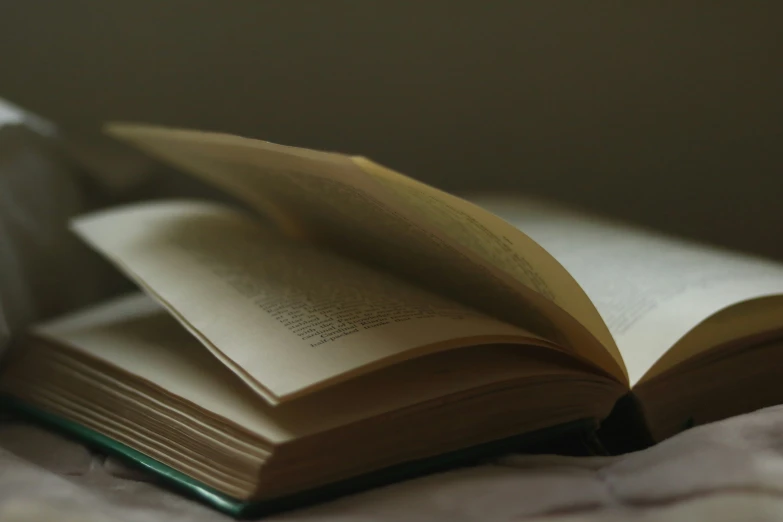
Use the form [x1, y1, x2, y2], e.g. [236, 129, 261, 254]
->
[596, 393, 656, 454]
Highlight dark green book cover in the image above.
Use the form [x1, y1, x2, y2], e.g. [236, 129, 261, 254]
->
[1, 396, 602, 519]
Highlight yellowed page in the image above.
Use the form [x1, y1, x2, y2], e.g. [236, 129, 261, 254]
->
[473, 195, 783, 386]
[103, 123, 626, 383]
[30, 292, 618, 445]
[71, 200, 549, 403]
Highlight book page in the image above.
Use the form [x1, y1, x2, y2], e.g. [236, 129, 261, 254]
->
[473, 195, 783, 386]
[71, 200, 549, 403]
[29, 292, 620, 445]
[103, 124, 626, 383]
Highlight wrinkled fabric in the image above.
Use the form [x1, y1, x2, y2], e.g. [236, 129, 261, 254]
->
[0, 113, 125, 360]
[4, 407, 783, 521]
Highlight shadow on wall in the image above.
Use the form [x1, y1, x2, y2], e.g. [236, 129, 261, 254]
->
[0, 1, 781, 260]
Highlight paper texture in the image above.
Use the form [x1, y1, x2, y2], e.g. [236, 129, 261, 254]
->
[102, 124, 627, 382]
[474, 195, 783, 385]
[71, 201, 545, 402]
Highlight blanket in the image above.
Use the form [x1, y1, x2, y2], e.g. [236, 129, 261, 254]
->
[3, 406, 783, 521]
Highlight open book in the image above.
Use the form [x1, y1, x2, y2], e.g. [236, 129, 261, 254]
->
[3, 124, 783, 514]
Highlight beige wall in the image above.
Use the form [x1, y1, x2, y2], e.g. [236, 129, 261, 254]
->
[1, 1, 781, 259]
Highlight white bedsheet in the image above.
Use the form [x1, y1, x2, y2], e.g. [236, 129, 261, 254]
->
[4, 406, 783, 521]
